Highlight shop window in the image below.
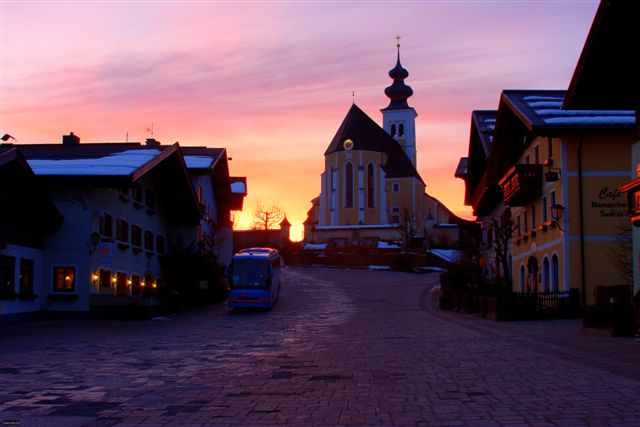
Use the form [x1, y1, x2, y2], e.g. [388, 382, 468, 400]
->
[19, 258, 34, 296]
[100, 213, 113, 238]
[345, 163, 354, 208]
[0, 255, 16, 298]
[99, 269, 111, 288]
[116, 219, 129, 243]
[131, 274, 141, 296]
[131, 225, 142, 248]
[116, 272, 128, 297]
[53, 267, 75, 292]
[156, 235, 166, 254]
[145, 230, 154, 251]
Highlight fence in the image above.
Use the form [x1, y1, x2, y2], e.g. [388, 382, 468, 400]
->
[511, 289, 580, 319]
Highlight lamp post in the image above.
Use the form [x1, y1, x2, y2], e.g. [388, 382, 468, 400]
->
[550, 204, 566, 231]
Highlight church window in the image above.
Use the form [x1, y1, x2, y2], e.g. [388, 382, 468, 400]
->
[367, 164, 375, 208]
[398, 123, 404, 137]
[393, 182, 400, 192]
[390, 124, 396, 137]
[345, 162, 354, 208]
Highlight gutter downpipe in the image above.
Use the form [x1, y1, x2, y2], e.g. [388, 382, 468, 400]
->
[578, 132, 587, 307]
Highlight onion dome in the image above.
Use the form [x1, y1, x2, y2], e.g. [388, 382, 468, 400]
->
[384, 43, 413, 109]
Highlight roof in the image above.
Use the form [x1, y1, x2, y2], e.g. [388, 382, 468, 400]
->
[501, 90, 635, 132]
[180, 146, 226, 171]
[324, 104, 424, 185]
[460, 110, 497, 207]
[472, 110, 497, 155]
[454, 157, 468, 179]
[564, 0, 640, 110]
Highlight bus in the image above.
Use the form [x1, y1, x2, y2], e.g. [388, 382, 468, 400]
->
[227, 248, 281, 309]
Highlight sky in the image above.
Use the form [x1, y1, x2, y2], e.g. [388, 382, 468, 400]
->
[0, 1, 599, 241]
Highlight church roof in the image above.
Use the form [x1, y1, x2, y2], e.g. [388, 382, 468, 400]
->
[324, 103, 424, 185]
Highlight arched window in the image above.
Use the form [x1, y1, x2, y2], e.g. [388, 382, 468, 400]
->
[519, 265, 526, 293]
[399, 123, 404, 137]
[542, 256, 550, 292]
[367, 163, 375, 208]
[551, 254, 559, 291]
[345, 162, 353, 208]
[390, 124, 396, 137]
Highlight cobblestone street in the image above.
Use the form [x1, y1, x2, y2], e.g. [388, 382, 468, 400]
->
[0, 266, 638, 426]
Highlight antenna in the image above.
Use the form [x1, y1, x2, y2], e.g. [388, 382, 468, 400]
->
[352, 91, 355, 104]
[146, 122, 154, 138]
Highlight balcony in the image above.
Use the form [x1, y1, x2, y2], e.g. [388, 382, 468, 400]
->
[499, 164, 543, 207]
[620, 176, 640, 226]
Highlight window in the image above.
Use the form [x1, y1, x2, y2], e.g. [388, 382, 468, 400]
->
[367, 164, 375, 208]
[542, 197, 548, 223]
[393, 183, 400, 192]
[534, 145, 540, 164]
[516, 215, 521, 236]
[523, 211, 528, 233]
[398, 123, 404, 137]
[116, 219, 129, 242]
[390, 124, 396, 137]
[156, 235, 166, 254]
[146, 188, 155, 210]
[0, 255, 16, 298]
[345, 162, 353, 208]
[551, 254, 559, 291]
[131, 225, 142, 248]
[100, 213, 113, 238]
[19, 258, 34, 296]
[145, 230, 154, 251]
[391, 207, 400, 224]
[133, 184, 143, 204]
[197, 184, 203, 203]
[53, 267, 75, 292]
[99, 269, 111, 288]
[542, 257, 550, 292]
[531, 205, 536, 230]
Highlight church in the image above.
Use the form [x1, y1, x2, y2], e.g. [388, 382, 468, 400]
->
[304, 44, 465, 249]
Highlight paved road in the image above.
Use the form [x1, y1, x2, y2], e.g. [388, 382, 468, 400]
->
[0, 267, 638, 426]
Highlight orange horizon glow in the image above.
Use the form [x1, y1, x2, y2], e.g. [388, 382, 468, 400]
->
[0, 2, 599, 243]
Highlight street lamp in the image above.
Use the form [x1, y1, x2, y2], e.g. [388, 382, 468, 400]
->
[550, 204, 566, 231]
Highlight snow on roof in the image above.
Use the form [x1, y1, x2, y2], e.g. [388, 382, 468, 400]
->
[184, 155, 213, 169]
[428, 249, 462, 263]
[27, 149, 161, 176]
[303, 243, 327, 250]
[543, 116, 635, 125]
[377, 241, 401, 249]
[231, 181, 246, 194]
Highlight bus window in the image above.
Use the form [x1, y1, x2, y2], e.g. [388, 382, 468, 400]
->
[230, 259, 269, 288]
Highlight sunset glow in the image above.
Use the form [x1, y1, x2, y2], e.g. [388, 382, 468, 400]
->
[0, 2, 599, 241]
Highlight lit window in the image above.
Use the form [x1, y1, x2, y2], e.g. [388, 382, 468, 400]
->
[19, 258, 34, 296]
[53, 267, 75, 292]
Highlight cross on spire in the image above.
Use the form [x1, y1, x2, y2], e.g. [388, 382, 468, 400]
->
[396, 35, 401, 49]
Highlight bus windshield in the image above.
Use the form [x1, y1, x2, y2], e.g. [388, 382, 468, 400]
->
[230, 259, 269, 288]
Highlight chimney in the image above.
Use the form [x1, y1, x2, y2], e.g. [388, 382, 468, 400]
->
[145, 138, 161, 147]
[62, 132, 80, 145]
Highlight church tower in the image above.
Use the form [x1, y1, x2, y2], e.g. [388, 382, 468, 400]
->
[381, 39, 418, 166]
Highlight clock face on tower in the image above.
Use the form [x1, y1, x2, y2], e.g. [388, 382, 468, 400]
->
[343, 138, 354, 150]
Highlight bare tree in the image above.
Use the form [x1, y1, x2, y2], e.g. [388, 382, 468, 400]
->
[253, 201, 285, 230]
[396, 208, 421, 250]
[488, 208, 517, 289]
[609, 221, 633, 287]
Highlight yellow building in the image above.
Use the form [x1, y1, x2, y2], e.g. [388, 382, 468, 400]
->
[305, 46, 466, 248]
[461, 89, 635, 306]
